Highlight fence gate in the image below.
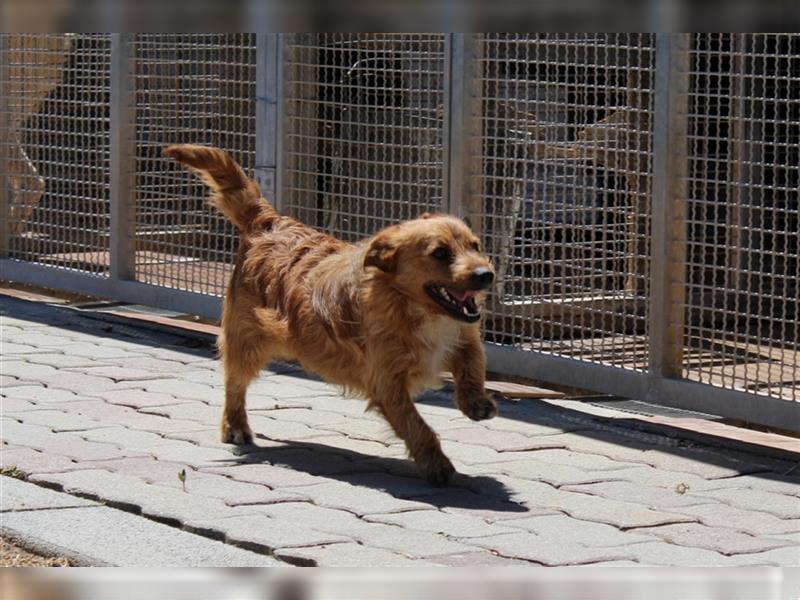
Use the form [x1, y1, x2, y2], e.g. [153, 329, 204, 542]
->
[1, 34, 798, 431]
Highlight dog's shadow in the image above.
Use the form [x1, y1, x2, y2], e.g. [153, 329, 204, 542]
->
[217, 437, 528, 514]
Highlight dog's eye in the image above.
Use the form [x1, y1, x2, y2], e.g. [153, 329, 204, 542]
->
[432, 247, 452, 262]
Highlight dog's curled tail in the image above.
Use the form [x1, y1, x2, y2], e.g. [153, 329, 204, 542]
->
[163, 144, 277, 232]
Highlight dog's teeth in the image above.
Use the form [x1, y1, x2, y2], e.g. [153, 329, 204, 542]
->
[462, 306, 469, 315]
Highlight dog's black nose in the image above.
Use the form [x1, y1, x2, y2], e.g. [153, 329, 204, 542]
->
[471, 267, 494, 288]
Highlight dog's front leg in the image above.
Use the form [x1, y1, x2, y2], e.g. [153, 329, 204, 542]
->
[370, 383, 455, 485]
[448, 325, 497, 421]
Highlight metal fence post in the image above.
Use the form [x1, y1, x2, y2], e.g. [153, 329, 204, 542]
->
[444, 34, 482, 226]
[0, 35, 10, 258]
[110, 34, 136, 280]
[648, 33, 690, 385]
[255, 34, 282, 210]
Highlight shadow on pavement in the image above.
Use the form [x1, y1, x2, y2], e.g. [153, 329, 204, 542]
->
[219, 438, 529, 514]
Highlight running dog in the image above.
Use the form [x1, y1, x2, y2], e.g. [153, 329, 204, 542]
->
[165, 144, 497, 483]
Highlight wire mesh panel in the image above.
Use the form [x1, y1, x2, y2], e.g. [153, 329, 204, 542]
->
[683, 34, 799, 403]
[282, 34, 446, 241]
[132, 34, 256, 296]
[474, 34, 655, 371]
[1, 34, 111, 275]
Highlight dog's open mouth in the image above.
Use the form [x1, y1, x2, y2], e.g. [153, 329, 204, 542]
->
[425, 283, 482, 323]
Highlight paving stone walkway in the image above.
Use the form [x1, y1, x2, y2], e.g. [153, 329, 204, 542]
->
[2, 295, 799, 566]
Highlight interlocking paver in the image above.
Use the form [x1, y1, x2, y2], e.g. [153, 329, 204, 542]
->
[631, 522, 796, 555]
[692, 487, 800, 519]
[668, 503, 800, 537]
[477, 458, 623, 487]
[29, 469, 262, 529]
[0, 375, 36, 389]
[442, 427, 569, 452]
[624, 541, 776, 566]
[1, 445, 82, 474]
[76, 427, 236, 468]
[364, 509, 522, 538]
[116, 378, 219, 400]
[561, 480, 713, 509]
[11, 409, 111, 432]
[50, 341, 144, 360]
[495, 448, 641, 472]
[497, 477, 697, 529]
[469, 531, 636, 566]
[703, 472, 800, 498]
[1, 474, 98, 511]
[601, 465, 724, 491]
[24, 353, 106, 369]
[430, 551, 531, 566]
[209, 513, 349, 552]
[498, 514, 654, 547]
[64, 365, 166, 382]
[4, 295, 798, 567]
[297, 434, 407, 460]
[203, 462, 345, 488]
[223, 446, 378, 477]
[112, 355, 199, 375]
[256, 501, 475, 558]
[280, 480, 431, 516]
[732, 546, 800, 566]
[3, 360, 61, 380]
[275, 543, 424, 566]
[1, 342, 39, 355]
[86, 389, 196, 409]
[1, 419, 144, 462]
[1, 398, 43, 413]
[140, 402, 220, 424]
[44, 372, 132, 395]
[2, 504, 280, 566]
[2, 385, 81, 404]
[48, 399, 201, 433]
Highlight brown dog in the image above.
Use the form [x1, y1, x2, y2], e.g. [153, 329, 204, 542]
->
[165, 144, 497, 483]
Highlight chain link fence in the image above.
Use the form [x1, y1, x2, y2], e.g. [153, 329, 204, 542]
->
[1, 33, 797, 428]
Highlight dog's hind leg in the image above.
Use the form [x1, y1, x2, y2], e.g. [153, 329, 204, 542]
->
[219, 304, 287, 445]
[447, 326, 497, 421]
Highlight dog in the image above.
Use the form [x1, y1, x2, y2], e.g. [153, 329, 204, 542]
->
[165, 144, 497, 483]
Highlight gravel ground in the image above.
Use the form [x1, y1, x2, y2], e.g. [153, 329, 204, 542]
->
[0, 537, 70, 567]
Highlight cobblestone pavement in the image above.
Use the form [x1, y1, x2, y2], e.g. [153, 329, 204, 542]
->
[2, 295, 799, 566]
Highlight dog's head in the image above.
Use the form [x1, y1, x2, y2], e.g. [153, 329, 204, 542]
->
[364, 213, 494, 323]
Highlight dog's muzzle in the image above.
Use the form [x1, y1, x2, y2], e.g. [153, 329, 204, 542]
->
[425, 283, 483, 323]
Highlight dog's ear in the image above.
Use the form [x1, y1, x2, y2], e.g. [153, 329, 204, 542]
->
[364, 232, 397, 273]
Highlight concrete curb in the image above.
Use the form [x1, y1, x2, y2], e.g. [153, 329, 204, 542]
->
[1, 476, 287, 567]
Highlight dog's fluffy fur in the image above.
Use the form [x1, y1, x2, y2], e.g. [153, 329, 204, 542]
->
[165, 144, 497, 483]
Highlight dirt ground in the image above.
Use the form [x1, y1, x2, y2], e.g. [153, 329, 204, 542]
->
[0, 538, 70, 567]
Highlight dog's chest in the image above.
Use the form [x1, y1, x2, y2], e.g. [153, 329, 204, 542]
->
[415, 316, 461, 376]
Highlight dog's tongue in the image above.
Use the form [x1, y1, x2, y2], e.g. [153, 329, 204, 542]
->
[451, 289, 478, 303]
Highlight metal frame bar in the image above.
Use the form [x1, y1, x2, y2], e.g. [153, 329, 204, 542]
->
[255, 34, 280, 207]
[444, 34, 482, 223]
[648, 33, 689, 381]
[109, 34, 136, 281]
[0, 35, 10, 258]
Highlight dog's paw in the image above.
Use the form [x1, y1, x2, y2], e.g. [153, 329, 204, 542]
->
[417, 451, 456, 486]
[457, 391, 498, 421]
[221, 421, 254, 445]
